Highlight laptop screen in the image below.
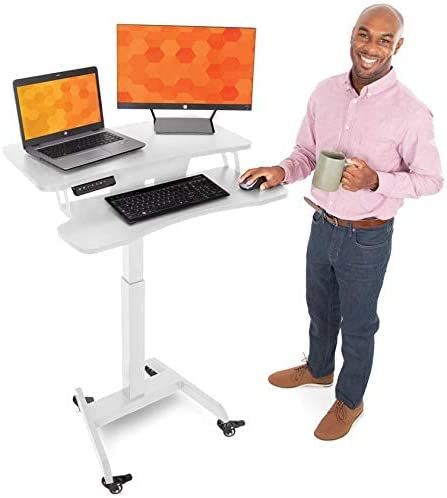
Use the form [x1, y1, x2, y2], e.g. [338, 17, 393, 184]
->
[16, 72, 102, 141]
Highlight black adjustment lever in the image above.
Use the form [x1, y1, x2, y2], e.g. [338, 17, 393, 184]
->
[101, 474, 133, 494]
[217, 419, 246, 437]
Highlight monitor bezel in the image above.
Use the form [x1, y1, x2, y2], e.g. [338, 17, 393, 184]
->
[13, 66, 105, 147]
[116, 24, 256, 111]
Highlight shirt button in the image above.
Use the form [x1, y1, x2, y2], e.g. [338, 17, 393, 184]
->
[345, 125, 350, 130]
[353, 99, 358, 104]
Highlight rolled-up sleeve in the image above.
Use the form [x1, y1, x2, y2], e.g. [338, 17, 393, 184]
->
[375, 108, 443, 198]
[279, 92, 317, 184]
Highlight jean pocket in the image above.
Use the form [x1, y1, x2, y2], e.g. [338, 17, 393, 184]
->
[312, 210, 324, 225]
[353, 223, 393, 249]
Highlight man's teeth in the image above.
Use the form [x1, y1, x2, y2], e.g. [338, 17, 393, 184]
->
[360, 55, 378, 64]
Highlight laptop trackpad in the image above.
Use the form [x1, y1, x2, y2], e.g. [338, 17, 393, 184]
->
[76, 149, 109, 160]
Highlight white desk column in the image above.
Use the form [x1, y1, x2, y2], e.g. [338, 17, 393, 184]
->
[122, 239, 145, 400]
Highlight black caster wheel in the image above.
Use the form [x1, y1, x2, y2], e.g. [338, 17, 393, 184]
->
[72, 395, 94, 410]
[105, 481, 122, 494]
[145, 365, 158, 376]
[217, 419, 245, 437]
[101, 474, 132, 494]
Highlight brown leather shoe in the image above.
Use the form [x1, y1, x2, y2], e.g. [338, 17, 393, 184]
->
[314, 400, 364, 441]
[268, 363, 333, 388]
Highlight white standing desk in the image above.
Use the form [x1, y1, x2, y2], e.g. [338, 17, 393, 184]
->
[3, 121, 287, 494]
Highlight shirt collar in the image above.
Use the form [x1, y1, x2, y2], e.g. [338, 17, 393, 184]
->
[344, 67, 397, 97]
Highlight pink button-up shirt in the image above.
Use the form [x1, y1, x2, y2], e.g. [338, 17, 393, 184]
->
[280, 68, 443, 220]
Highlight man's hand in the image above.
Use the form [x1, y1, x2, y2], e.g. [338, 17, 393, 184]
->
[341, 158, 379, 192]
[239, 166, 285, 190]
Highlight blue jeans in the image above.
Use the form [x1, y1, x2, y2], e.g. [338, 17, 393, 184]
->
[306, 210, 393, 409]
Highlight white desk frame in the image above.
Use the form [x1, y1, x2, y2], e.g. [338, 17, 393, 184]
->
[4, 121, 287, 493]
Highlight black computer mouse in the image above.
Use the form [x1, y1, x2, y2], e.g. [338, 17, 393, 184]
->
[239, 175, 267, 191]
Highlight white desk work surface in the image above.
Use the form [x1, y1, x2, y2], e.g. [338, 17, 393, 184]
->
[59, 165, 286, 253]
[4, 120, 287, 253]
[3, 121, 288, 493]
[3, 121, 252, 192]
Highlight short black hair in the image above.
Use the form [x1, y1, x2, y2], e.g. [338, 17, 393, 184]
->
[359, 4, 404, 31]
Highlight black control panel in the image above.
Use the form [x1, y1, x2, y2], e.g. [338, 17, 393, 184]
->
[72, 176, 116, 196]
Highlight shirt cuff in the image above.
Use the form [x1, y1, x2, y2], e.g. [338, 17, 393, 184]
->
[374, 171, 395, 196]
[279, 161, 291, 184]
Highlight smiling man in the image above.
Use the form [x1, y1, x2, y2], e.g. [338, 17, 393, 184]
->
[239, 4, 443, 440]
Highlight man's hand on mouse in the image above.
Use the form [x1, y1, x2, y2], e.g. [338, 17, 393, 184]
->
[341, 158, 379, 191]
[238, 166, 285, 190]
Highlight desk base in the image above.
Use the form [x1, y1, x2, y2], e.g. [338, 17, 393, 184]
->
[74, 357, 243, 492]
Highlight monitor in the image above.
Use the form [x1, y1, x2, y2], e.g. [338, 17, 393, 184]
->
[117, 24, 256, 134]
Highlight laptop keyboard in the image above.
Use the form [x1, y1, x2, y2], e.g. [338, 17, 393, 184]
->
[105, 174, 230, 224]
[38, 132, 123, 159]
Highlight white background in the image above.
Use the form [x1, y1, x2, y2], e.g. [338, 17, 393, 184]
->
[1, 1, 446, 496]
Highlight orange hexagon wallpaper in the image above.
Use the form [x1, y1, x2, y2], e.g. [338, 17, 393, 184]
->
[117, 25, 256, 106]
[17, 73, 101, 140]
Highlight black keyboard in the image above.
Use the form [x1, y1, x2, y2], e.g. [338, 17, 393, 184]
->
[38, 132, 123, 159]
[105, 174, 230, 224]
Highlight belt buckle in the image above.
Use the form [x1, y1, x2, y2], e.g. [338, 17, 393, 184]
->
[325, 212, 338, 226]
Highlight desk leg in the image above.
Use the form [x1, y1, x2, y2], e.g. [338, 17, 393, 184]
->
[56, 189, 72, 217]
[221, 152, 229, 168]
[147, 358, 230, 420]
[74, 387, 113, 485]
[122, 239, 145, 400]
[232, 151, 241, 173]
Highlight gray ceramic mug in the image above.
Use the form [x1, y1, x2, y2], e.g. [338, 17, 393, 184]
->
[312, 150, 349, 192]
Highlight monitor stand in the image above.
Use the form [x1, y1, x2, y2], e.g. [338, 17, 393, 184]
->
[150, 109, 217, 135]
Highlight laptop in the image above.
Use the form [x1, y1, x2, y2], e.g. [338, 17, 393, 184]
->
[13, 66, 145, 170]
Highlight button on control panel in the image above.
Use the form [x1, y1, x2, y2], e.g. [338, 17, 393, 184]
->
[72, 176, 116, 196]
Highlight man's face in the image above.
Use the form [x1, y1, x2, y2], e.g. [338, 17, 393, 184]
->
[350, 10, 403, 83]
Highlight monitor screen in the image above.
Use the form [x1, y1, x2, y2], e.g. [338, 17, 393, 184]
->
[117, 24, 256, 110]
[16, 72, 101, 141]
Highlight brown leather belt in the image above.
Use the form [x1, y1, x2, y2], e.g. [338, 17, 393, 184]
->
[304, 197, 392, 229]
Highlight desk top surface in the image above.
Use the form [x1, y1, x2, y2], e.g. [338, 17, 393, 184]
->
[4, 121, 288, 254]
[3, 121, 251, 192]
[58, 166, 287, 253]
